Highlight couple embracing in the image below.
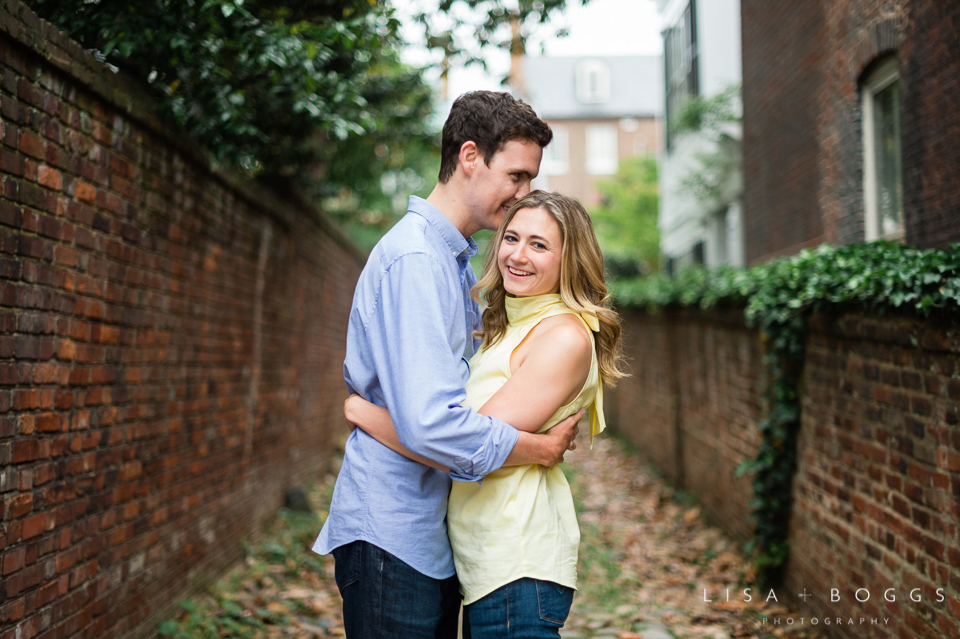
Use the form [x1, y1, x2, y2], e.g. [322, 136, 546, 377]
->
[312, 90, 625, 638]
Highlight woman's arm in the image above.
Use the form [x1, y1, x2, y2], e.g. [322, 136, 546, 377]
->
[482, 316, 592, 434]
[345, 315, 593, 467]
[344, 396, 449, 472]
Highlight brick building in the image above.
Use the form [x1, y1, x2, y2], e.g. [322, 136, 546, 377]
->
[741, 0, 960, 263]
[519, 55, 662, 208]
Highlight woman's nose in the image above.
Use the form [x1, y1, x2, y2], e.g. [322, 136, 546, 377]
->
[508, 243, 528, 262]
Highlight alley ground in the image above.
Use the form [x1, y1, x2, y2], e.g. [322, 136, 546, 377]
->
[158, 436, 822, 639]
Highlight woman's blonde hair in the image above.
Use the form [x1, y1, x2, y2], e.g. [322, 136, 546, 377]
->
[472, 190, 625, 386]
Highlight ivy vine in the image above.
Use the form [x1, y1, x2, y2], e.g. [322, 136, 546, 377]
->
[611, 241, 960, 585]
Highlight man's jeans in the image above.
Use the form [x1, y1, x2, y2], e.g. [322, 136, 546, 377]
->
[462, 578, 574, 639]
[332, 540, 460, 639]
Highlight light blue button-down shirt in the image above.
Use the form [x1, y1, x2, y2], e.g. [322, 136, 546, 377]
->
[312, 196, 520, 579]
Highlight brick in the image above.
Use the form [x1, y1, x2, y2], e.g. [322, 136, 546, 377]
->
[74, 180, 96, 205]
[35, 413, 61, 433]
[37, 165, 62, 191]
[22, 514, 46, 540]
[7, 493, 32, 518]
[18, 130, 45, 160]
[2, 547, 24, 575]
[12, 439, 39, 463]
[0, 201, 23, 228]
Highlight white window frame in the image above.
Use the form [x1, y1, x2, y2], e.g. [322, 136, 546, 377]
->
[862, 57, 904, 241]
[576, 60, 611, 104]
[585, 124, 619, 175]
[542, 126, 569, 176]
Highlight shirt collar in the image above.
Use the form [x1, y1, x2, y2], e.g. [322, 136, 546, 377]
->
[408, 196, 478, 262]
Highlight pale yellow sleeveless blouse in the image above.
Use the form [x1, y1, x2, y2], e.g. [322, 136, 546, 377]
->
[448, 293, 606, 605]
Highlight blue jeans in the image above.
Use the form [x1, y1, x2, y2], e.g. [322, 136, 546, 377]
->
[332, 540, 460, 639]
[462, 578, 574, 639]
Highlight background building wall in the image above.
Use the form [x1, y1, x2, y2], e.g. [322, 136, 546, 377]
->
[0, 4, 362, 637]
[741, 0, 960, 263]
[537, 117, 659, 207]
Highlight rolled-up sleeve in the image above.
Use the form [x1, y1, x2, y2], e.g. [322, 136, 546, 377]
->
[362, 252, 518, 481]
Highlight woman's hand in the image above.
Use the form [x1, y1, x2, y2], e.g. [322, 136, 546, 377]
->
[343, 393, 366, 431]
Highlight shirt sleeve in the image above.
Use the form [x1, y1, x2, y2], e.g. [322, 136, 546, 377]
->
[362, 252, 519, 481]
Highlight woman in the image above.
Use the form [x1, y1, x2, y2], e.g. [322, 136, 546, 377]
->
[344, 190, 625, 638]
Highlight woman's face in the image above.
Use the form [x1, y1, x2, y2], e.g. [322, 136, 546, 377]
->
[498, 206, 563, 298]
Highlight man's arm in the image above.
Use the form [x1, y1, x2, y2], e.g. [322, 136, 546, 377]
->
[345, 395, 582, 469]
[363, 252, 519, 480]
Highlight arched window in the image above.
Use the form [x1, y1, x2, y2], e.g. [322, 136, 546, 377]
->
[861, 56, 903, 241]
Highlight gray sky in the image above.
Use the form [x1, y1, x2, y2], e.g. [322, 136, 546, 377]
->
[391, 0, 662, 96]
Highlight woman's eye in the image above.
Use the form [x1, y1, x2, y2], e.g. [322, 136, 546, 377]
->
[534, 242, 546, 250]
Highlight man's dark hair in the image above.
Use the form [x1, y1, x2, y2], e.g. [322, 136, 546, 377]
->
[438, 91, 553, 184]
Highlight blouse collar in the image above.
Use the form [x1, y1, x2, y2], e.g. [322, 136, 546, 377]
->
[504, 293, 600, 332]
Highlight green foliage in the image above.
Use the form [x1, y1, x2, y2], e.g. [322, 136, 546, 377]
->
[671, 85, 741, 140]
[28, 0, 439, 250]
[413, 1, 589, 66]
[612, 240, 960, 585]
[589, 156, 660, 278]
[320, 135, 441, 252]
[157, 597, 265, 639]
[157, 495, 333, 637]
[29, 0, 429, 176]
[672, 85, 742, 212]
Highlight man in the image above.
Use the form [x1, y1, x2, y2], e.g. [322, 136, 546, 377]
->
[312, 91, 581, 638]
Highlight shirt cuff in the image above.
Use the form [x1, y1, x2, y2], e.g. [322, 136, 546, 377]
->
[447, 418, 520, 482]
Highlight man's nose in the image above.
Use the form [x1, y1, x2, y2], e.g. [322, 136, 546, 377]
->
[517, 180, 532, 199]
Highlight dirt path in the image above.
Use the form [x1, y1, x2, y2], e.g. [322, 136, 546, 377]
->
[158, 436, 820, 639]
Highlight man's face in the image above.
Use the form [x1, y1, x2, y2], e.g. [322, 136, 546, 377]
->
[466, 139, 543, 235]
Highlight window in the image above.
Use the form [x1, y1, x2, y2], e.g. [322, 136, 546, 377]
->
[663, 0, 699, 149]
[542, 126, 569, 176]
[576, 60, 611, 104]
[862, 57, 904, 241]
[692, 240, 705, 265]
[585, 124, 619, 175]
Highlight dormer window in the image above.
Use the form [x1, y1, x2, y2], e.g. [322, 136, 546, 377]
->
[576, 60, 611, 104]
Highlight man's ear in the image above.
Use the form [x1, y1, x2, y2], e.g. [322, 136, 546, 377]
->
[459, 141, 480, 176]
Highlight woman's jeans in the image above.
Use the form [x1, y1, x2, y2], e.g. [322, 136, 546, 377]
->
[462, 578, 574, 639]
[332, 540, 460, 639]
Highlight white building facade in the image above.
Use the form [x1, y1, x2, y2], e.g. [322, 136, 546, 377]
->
[657, 0, 744, 271]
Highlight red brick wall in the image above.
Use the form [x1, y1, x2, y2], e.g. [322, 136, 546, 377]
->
[613, 307, 761, 544]
[787, 309, 959, 638]
[740, 0, 827, 263]
[0, 3, 362, 638]
[613, 306, 959, 637]
[740, 0, 960, 263]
